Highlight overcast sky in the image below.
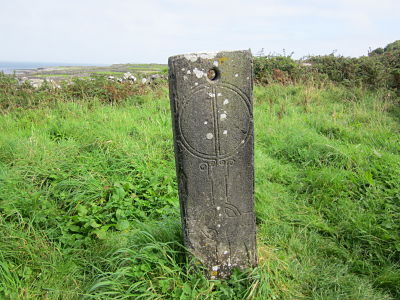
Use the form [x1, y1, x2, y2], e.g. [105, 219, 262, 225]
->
[0, 0, 398, 64]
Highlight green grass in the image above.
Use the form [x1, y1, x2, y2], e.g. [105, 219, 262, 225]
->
[33, 74, 73, 78]
[0, 81, 399, 299]
[125, 64, 166, 68]
[90, 71, 125, 75]
[22, 64, 167, 80]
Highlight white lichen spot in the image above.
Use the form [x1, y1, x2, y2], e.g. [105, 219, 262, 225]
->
[193, 67, 205, 78]
[241, 140, 245, 144]
[217, 92, 222, 97]
[213, 61, 218, 66]
[183, 54, 198, 62]
[216, 206, 221, 210]
[220, 113, 227, 120]
[223, 99, 229, 105]
[200, 53, 217, 59]
[217, 224, 221, 228]
[187, 70, 191, 74]
[212, 266, 219, 271]
[246, 76, 250, 80]
[218, 213, 222, 217]
[204, 121, 208, 125]
[195, 82, 198, 86]
[211, 276, 216, 279]
[184, 52, 217, 62]
[235, 73, 239, 77]
[181, 68, 185, 71]
[223, 250, 229, 255]
[208, 92, 215, 97]
[206, 133, 213, 140]
[183, 75, 188, 80]
[223, 130, 228, 135]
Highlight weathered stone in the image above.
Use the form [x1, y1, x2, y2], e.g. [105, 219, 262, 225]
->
[28, 78, 44, 89]
[168, 50, 257, 279]
[123, 72, 137, 82]
[150, 74, 161, 80]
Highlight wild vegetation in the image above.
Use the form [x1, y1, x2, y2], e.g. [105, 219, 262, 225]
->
[254, 40, 400, 92]
[12, 63, 167, 82]
[0, 43, 399, 299]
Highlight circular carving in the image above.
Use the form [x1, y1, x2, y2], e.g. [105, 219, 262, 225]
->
[199, 163, 208, 171]
[179, 84, 251, 160]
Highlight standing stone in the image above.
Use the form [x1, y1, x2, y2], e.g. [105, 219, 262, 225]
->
[168, 50, 257, 279]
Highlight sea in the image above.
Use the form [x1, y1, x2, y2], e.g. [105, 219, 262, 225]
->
[0, 61, 97, 74]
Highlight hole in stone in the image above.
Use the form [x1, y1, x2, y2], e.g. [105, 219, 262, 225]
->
[207, 67, 220, 81]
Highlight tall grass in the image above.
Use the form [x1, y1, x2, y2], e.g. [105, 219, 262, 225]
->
[0, 78, 399, 299]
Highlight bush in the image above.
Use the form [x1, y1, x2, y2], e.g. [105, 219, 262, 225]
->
[307, 55, 390, 89]
[254, 55, 301, 84]
[0, 73, 166, 112]
[254, 40, 400, 92]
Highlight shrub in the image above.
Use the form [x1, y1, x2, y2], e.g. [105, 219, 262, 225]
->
[254, 40, 400, 92]
[0, 73, 166, 112]
[254, 55, 301, 85]
[307, 55, 390, 89]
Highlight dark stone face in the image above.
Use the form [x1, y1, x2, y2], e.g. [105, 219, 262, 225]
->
[168, 50, 257, 279]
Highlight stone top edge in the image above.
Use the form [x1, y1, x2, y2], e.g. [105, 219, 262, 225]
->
[168, 49, 251, 62]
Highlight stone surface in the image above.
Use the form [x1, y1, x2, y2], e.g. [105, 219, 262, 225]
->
[168, 50, 257, 279]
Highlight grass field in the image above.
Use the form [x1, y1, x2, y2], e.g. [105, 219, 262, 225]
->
[0, 81, 399, 299]
[18, 64, 167, 82]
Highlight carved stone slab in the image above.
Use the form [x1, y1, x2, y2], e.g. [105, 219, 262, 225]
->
[168, 50, 257, 279]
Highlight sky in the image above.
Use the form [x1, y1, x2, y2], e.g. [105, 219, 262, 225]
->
[0, 0, 399, 65]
